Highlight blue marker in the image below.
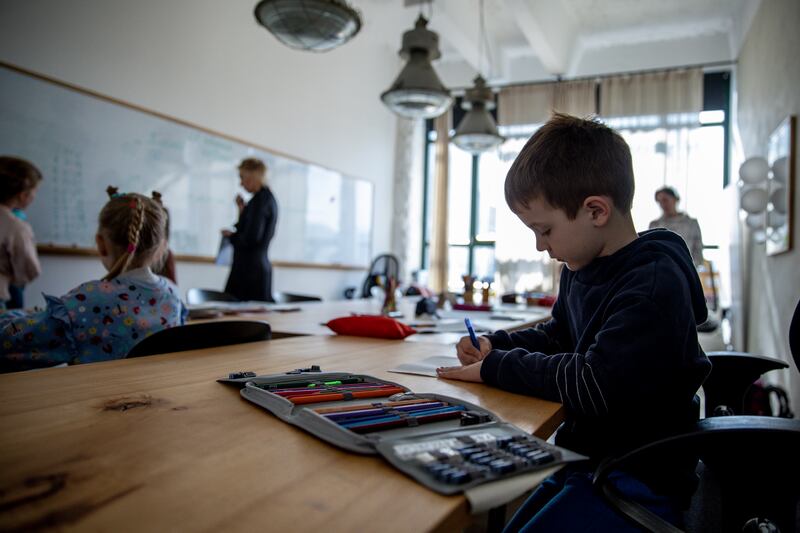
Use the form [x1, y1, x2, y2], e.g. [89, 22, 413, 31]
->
[464, 317, 480, 350]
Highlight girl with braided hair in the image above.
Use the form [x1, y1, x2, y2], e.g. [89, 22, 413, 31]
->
[0, 187, 186, 372]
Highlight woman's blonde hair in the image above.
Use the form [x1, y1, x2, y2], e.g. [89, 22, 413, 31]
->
[100, 186, 167, 280]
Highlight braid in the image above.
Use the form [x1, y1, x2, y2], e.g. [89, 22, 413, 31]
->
[122, 197, 146, 271]
[100, 187, 167, 281]
[102, 196, 146, 280]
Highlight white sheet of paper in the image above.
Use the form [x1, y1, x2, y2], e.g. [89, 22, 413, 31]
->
[215, 235, 233, 266]
[388, 355, 461, 378]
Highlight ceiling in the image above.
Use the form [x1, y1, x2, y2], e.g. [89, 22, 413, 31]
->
[363, 0, 759, 89]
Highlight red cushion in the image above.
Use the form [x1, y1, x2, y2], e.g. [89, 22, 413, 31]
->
[326, 315, 417, 340]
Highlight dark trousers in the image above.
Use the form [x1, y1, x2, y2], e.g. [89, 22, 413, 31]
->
[504, 465, 683, 532]
[7, 284, 24, 309]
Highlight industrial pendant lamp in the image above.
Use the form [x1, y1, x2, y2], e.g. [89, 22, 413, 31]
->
[253, 0, 362, 52]
[452, 76, 504, 153]
[451, 0, 504, 153]
[381, 14, 452, 119]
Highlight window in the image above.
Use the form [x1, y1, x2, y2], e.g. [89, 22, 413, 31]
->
[422, 129, 505, 291]
[418, 72, 730, 300]
[420, 127, 541, 294]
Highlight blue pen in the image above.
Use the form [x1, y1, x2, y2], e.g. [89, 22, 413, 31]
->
[464, 317, 480, 350]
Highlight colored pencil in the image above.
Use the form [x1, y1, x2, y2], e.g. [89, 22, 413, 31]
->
[274, 384, 402, 398]
[323, 402, 447, 422]
[267, 382, 395, 394]
[313, 398, 431, 414]
[259, 377, 363, 389]
[346, 407, 466, 433]
[289, 386, 406, 405]
[338, 405, 464, 427]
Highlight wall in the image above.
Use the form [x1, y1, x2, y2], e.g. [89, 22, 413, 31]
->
[736, 0, 800, 413]
[0, 0, 405, 303]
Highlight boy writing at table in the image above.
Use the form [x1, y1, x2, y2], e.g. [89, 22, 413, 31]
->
[438, 114, 711, 531]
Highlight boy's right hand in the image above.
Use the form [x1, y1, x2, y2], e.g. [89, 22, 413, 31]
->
[456, 335, 492, 365]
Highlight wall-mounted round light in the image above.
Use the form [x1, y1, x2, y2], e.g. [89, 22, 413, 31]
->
[254, 0, 362, 52]
[740, 187, 769, 214]
[738, 156, 769, 184]
[381, 15, 452, 119]
[745, 213, 764, 229]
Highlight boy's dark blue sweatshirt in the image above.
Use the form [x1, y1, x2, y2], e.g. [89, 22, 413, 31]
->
[482, 229, 711, 495]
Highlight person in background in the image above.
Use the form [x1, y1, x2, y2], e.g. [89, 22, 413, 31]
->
[151, 191, 177, 284]
[437, 115, 710, 531]
[0, 187, 186, 372]
[222, 158, 278, 302]
[649, 186, 704, 267]
[0, 156, 42, 311]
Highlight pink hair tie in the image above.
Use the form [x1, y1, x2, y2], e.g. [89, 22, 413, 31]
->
[127, 244, 136, 253]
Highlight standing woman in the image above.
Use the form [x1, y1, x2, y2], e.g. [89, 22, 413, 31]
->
[649, 186, 704, 267]
[222, 158, 278, 302]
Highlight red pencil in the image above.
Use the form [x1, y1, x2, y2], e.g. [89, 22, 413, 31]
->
[274, 384, 402, 398]
[289, 386, 406, 405]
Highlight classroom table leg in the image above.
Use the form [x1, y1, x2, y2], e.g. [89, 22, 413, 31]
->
[487, 505, 507, 533]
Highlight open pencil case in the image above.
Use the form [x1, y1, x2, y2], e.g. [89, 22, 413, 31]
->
[219, 367, 585, 496]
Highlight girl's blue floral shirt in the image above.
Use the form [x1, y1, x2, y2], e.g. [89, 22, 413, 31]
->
[1, 267, 186, 369]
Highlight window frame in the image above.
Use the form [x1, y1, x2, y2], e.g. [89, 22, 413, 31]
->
[420, 126, 497, 281]
[419, 71, 731, 278]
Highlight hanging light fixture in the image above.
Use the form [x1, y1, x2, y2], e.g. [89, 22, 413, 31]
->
[253, 0, 362, 53]
[452, 76, 504, 153]
[451, 0, 504, 153]
[381, 14, 452, 119]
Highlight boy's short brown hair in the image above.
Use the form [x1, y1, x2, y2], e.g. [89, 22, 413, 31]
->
[238, 158, 267, 174]
[504, 114, 634, 219]
[0, 156, 43, 203]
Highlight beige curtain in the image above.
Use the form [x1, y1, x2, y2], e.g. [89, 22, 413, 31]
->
[553, 79, 597, 118]
[499, 80, 598, 126]
[428, 110, 451, 293]
[498, 84, 554, 126]
[600, 68, 703, 117]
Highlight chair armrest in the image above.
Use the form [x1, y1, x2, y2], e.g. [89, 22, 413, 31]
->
[705, 351, 788, 368]
[703, 352, 788, 416]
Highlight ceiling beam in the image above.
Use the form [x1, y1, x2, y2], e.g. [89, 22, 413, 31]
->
[566, 16, 734, 76]
[427, 0, 504, 83]
[728, 0, 761, 58]
[502, 0, 576, 75]
[432, 8, 481, 74]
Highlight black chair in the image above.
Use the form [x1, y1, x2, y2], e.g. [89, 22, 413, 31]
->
[186, 288, 239, 305]
[701, 352, 788, 417]
[361, 253, 400, 298]
[127, 320, 271, 358]
[594, 299, 800, 532]
[274, 292, 322, 303]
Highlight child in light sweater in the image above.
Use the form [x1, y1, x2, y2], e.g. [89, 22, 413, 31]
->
[0, 156, 42, 310]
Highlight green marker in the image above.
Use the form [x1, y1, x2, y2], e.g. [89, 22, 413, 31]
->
[307, 380, 342, 388]
[263, 377, 361, 389]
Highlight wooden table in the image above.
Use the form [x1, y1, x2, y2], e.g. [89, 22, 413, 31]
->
[199, 298, 552, 345]
[0, 336, 564, 532]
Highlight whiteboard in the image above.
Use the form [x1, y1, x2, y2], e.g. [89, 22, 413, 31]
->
[0, 63, 373, 268]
